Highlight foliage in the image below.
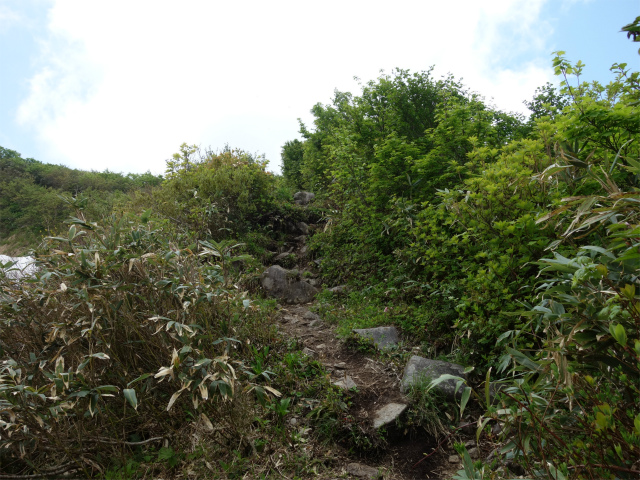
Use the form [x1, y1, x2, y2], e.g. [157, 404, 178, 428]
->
[477, 55, 640, 480]
[621, 16, 640, 54]
[0, 207, 286, 476]
[491, 155, 639, 478]
[0, 147, 162, 252]
[524, 82, 570, 123]
[281, 139, 305, 189]
[153, 144, 315, 249]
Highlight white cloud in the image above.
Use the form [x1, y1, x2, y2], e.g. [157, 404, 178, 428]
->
[0, 5, 21, 28]
[17, 0, 557, 174]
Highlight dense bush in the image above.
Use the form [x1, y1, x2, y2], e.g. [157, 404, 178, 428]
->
[0, 209, 286, 476]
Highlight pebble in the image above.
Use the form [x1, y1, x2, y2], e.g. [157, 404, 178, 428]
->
[346, 462, 381, 479]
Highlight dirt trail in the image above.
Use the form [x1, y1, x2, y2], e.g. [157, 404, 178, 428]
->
[275, 303, 462, 480]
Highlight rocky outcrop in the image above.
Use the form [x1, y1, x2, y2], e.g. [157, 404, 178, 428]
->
[261, 265, 318, 304]
[401, 355, 467, 399]
[293, 191, 315, 205]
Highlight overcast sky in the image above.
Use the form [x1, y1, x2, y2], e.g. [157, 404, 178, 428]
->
[1, 0, 637, 175]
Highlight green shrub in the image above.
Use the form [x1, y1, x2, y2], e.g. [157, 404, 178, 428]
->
[0, 210, 281, 476]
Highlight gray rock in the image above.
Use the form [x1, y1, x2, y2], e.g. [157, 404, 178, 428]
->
[346, 462, 381, 479]
[303, 311, 320, 321]
[309, 319, 322, 327]
[261, 265, 319, 304]
[372, 402, 407, 429]
[296, 222, 310, 235]
[293, 191, 315, 205]
[294, 235, 307, 243]
[302, 347, 317, 358]
[467, 447, 480, 459]
[448, 454, 460, 464]
[353, 326, 399, 349]
[285, 281, 319, 304]
[333, 375, 357, 390]
[401, 355, 467, 400]
[273, 251, 294, 263]
[328, 285, 348, 294]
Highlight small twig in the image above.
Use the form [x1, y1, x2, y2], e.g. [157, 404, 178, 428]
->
[0, 463, 76, 479]
[85, 435, 165, 445]
[412, 422, 475, 468]
[270, 454, 291, 479]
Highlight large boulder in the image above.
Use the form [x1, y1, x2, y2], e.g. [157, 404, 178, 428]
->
[261, 265, 319, 304]
[401, 355, 467, 400]
[293, 191, 315, 205]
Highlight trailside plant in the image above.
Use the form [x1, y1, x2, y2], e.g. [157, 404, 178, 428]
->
[483, 56, 640, 479]
[0, 208, 283, 476]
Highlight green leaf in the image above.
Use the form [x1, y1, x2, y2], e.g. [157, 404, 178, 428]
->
[460, 387, 471, 418]
[127, 373, 152, 387]
[428, 374, 465, 391]
[123, 388, 138, 410]
[609, 323, 627, 347]
[506, 347, 542, 372]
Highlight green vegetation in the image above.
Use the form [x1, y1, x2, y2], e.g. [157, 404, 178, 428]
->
[1, 19, 638, 479]
[0, 146, 162, 253]
[286, 50, 639, 478]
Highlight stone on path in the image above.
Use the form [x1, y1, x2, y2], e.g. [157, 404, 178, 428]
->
[303, 311, 320, 321]
[346, 462, 382, 479]
[302, 347, 317, 358]
[353, 327, 399, 349]
[273, 251, 294, 263]
[401, 355, 467, 400]
[296, 222, 310, 235]
[293, 191, 315, 206]
[372, 402, 407, 429]
[261, 265, 319, 304]
[333, 375, 357, 390]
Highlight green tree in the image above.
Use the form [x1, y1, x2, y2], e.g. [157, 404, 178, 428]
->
[281, 139, 305, 189]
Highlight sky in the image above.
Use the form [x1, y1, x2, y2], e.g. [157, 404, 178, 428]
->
[0, 0, 638, 175]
